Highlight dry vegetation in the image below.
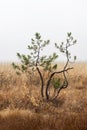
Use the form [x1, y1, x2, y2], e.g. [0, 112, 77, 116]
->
[0, 62, 87, 130]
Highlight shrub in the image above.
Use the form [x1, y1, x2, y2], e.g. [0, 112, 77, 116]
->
[12, 32, 77, 100]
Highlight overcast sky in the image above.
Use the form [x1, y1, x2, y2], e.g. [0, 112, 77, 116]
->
[0, 0, 87, 62]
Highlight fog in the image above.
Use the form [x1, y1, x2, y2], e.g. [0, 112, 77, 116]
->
[0, 0, 87, 62]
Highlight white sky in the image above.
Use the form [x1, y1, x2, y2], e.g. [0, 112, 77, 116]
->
[0, 0, 87, 62]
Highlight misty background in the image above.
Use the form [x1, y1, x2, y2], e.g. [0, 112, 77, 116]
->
[0, 0, 87, 62]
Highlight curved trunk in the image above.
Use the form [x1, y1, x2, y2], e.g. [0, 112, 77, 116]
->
[45, 67, 73, 100]
[36, 67, 44, 97]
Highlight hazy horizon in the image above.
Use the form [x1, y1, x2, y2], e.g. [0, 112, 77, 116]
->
[0, 0, 87, 62]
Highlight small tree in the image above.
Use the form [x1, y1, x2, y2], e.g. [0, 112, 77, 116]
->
[12, 32, 77, 100]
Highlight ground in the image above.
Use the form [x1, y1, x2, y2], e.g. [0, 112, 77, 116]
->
[0, 62, 87, 130]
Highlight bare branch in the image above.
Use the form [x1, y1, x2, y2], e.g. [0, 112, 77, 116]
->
[45, 67, 73, 100]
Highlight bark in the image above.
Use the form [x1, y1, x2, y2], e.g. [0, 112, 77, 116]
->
[36, 66, 44, 97]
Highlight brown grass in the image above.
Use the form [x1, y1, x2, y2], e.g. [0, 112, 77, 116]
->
[0, 62, 87, 130]
[0, 109, 87, 130]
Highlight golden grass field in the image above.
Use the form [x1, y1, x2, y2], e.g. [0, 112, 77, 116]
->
[0, 62, 87, 130]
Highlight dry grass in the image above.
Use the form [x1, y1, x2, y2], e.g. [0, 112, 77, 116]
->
[0, 109, 87, 130]
[0, 62, 87, 130]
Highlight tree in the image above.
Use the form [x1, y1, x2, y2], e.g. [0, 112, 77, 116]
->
[12, 32, 77, 101]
